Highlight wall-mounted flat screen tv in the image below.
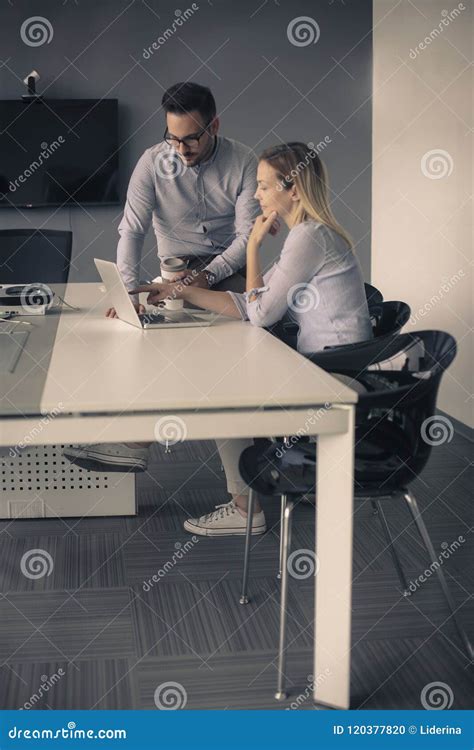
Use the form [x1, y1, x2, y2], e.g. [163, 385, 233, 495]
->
[0, 99, 119, 207]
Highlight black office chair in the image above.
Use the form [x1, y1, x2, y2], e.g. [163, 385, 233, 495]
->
[243, 333, 414, 589]
[238, 330, 472, 698]
[373, 300, 411, 338]
[0, 229, 72, 283]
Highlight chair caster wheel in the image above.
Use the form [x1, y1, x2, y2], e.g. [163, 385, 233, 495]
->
[239, 596, 249, 605]
[274, 691, 287, 701]
[276, 572, 282, 580]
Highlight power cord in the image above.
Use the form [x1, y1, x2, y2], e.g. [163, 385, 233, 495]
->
[54, 294, 80, 311]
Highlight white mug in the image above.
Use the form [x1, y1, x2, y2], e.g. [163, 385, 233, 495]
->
[152, 257, 188, 310]
[151, 274, 184, 311]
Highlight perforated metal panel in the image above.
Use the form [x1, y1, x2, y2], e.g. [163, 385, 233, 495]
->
[0, 444, 135, 519]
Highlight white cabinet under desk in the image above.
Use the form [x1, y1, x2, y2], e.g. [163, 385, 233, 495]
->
[1, 444, 135, 519]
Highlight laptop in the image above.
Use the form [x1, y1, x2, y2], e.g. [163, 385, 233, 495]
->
[94, 259, 217, 330]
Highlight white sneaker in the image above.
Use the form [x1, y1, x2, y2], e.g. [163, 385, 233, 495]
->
[183, 500, 266, 537]
[62, 442, 149, 472]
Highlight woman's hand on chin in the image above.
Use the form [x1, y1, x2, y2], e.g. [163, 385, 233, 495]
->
[249, 211, 279, 246]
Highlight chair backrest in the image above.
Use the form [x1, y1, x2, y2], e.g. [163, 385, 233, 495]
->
[0, 229, 72, 284]
[364, 282, 383, 307]
[373, 300, 411, 338]
[365, 282, 384, 328]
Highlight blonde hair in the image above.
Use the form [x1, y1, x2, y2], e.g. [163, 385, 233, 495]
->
[259, 142, 353, 249]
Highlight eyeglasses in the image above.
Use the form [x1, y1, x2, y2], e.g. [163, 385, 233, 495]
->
[163, 123, 211, 149]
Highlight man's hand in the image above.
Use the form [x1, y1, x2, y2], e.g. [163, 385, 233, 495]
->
[106, 302, 145, 318]
[168, 269, 209, 288]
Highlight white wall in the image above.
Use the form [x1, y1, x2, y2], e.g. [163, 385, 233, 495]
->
[372, 0, 472, 427]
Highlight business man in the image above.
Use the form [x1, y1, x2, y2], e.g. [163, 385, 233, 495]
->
[106, 80, 259, 318]
[64, 81, 259, 471]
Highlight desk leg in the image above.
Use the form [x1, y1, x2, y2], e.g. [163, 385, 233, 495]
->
[313, 406, 354, 709]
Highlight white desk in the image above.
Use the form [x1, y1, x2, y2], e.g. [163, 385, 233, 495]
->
[0, 282, 357, 710]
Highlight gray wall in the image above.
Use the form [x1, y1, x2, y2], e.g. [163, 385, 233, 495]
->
[0, 0, 372, 282]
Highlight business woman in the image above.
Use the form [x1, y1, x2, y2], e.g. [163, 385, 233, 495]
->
[131, 142, 372, 537]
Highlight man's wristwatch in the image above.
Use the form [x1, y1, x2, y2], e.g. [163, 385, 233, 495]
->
[203, 270, 216, 288]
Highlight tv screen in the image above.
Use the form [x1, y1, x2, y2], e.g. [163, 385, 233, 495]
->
[0, 99, 119, 207]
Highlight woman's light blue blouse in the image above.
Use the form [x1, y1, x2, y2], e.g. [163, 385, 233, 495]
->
[227, 220, 373, 354]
